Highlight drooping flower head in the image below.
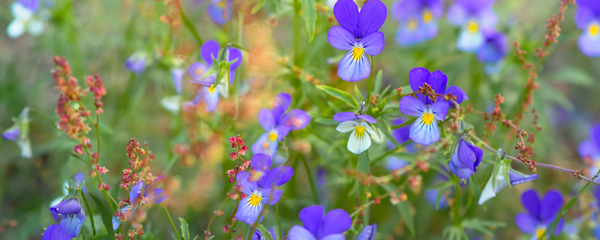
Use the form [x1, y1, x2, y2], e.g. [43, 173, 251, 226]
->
[235, 154, 294, 225]
[477, 29, 508, 74]
[448, 137, 482, 180]
[398, 68, 467, 145]
[188, 40, 242, 112]
[577, 124, 600, 176]
[44, 198, 86, 240]
[252, 93, 311, 159]
[393, 0, 443, 46]
[112, 181, 167, 230]
[334, 112, 378, 154]
[515, 189, 564, 238]
[447, 0, 497, 52]
[288, 205, 351, 240]
[207, 0, 232, 25]
[2, 107, 31, 158]
[125, 52, 149, 73]
[357, 223, 377, 240]
[50, 173, 86, 207]
[478, 158, 538, 205]
[328, 0, 387, 81]
[576, 0, 600, 57]
[7, 0, 44, 39]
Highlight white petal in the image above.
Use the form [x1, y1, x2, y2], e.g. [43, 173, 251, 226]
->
[18, 137, 32, 158]
[371, 127, 385, 143]
[27, 19, 44, 36]
[160, 95, 182, 114]
[12, 2, 32, 19]
[478, 166, 507, 205]
[7, 19, 26, 39]
[363, 122, 376, 135]
[348, 129, 371, 154]
[336, 121, 357, 133]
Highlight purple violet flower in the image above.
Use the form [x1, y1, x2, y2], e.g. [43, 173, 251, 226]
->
[2, 107, 31, 158]
[477, 29, 508, 75]
[288, 205, 351, 240]
[447, 0, 497, 52]
[188, 40, 242, 112]
[207, 0, 232, 25]
[516, 189, 565, 238]
[393, 0, 443, 46]
[112, 181, 167, 230]
[576, 0, 600, 57]
[44, 198, 86, 240]
[252, 93, 311, 159]
[448, 138, 482, 180]
[398, 68, 467, 145]
[578, 124, 600, 176]
[334, 111, 378, 154]
[357, 223, 377, 240]
[235, 154, 294, 225]
[328, 0, 387, 81]
[125, 52, 148, 73]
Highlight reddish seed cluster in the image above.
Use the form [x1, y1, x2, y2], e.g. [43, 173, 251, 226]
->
[225, 135, 251, 183]
[482, 94, 505, 142]
[417, 83, 437, 102]
[120, 138, 155, 190]
[85, 74, 106, 115]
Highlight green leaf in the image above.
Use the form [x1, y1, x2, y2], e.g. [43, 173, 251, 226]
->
[547, 67, 594, 86]
[89, 194, 115, 240]
[93, 234, 110, 240]
[179, 218, 190, 240]
[354, 84, 364, 102]
[374, 70, 383, 94]
[257, 224, 275, 240]
[315, 85, 358, 108]
[468, 174, 482, 200]
[381, 117, 391, 132]
[358, 151, 369, 174]
[300, 0, 317, 42]
[180, 8, 203, 47]
[252, 0, 268, 14]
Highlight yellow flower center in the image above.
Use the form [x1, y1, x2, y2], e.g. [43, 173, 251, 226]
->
[351, 47, 364, 61]
[407, 19, 418, 30]
[218, 0, 226, 7]
[269, 132, 278, 141]
[355, 125, 366, 138]
[249, 193, 262, 206]
[422, 10, 433, 23]
[535, 228, 546, 239]
[467, 20, 479, 33]
[422, 113, 434, 125]
[589, 23, 599, 36]
[208, 84, 216, 93]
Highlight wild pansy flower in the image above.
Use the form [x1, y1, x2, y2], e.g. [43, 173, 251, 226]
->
[577, 124, 600, 176]
[477, 29, 508, 74]
[288, 205, 351, 240]
[235, 154, 293, 225]
[252, 93, 311, 159]
[7, 0, 44, 39]
[188, 40, 242, 112]
[448, 137, 482, 180]
[125, 52, 149, 73]
[251, 228, 276, 240]
[398, 67, 467, 145]
[2, 107, 31, 158]
[112, 181, 167, 230]
[50, 173, 85, 207]
[478, 155, 538, 205]
[357, 223, 377, 240]
[334, 112, 378, 154]
[576, 0, 600, 57]
[447, 0, 497, 52]
[328, 0, 387, 81]
[207, 0, 231, 25]
[515, 189, 564, 238]
[393, 0, 443, 46]
[44, 174, 87, 240]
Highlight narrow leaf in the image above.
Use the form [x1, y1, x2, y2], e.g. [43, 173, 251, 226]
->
[300, 0, 317, 41]
[315, 85, 358, 107]
[179, 218, 190, 240]
[89, 194, 115, 240]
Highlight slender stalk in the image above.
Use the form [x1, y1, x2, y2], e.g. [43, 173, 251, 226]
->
[29, 108, 55, 126]
[79, 189, 96, 236]
[452, 176, 461, 226]
[300, 156, 320, 204]
[293, 0, 301, 66]
[367, 56, 374, 99]
[276, 202, 282, 239]
[206, 198, 230, 233]
[224, 220, 238, 240]
[164, 205, 182, 240]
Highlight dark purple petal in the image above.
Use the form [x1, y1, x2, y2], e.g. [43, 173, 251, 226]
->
[251, 153, 272, 172]
[470, 142, 483, 168]
[399, 96, 426, 117]
[578, 0, 600, 16]
[259, 166, 294, 188]
[515, 213, 537, 234]
[429, 100, 449, 121]
[201, 40, 221, 65]
[540, 189, 563, 223]
[591, 124, 600, 149]
[428, 70, 448, 94]
[445, 86, 467, 104]
[357, 0, 387, 38]
[50, 199, 82, 221]
[229, 47, 243, 70]
[594, 186, 600, 208]
[258, 108, 276, 131]
[2, 129, 19, 141]
[361, 32, 385, 56]
[273, 93, 292, 125]
[576, 8, 596, 30]
[521, 189, 541, 220]
[328, 26, 356, 51]
[357, 115, 377, 123]
[260, 188, 283, 205]
[320, 234, 345, 240]
[454, 140, 473, 170]
[236, 171, 258, 195]
[333, 112, 357, 122]
[299, 205, 324, 237]
[19, 0, 39, 12]
[425, 188, 448, 209]
[43, 224, 72, 240]
[130, 181, 144, 203]
[408, 67, 431, 92]
[318, 209, 352, 238]
[356, 223, 377, 240]
[333, 0, 360, 36]
[288, 226, 317, 240]
[477, 29, 508, 63]
[281, 110, 311, 130]
[554, 218, 565, 235]
[448, 159, 474, 179]
[508, 170, 538, 186]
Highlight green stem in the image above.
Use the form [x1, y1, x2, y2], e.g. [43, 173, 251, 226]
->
[300, 156, 320, 204]
[79, 189, 96, 236]
[224, 221, 238, 240]
[164, 205, 182, 240]
[29, 108, 55, 126]
[452, 176, 461, 226]
[276, 202, 282, 239]
[367, 56, 374, 100]
[293, 0, 301, 66]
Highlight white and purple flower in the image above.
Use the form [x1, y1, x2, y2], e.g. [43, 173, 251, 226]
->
[576, 0, 600, 57]
[393, 0, 443, 46]
[2, 107, 31, 159]
[7, 0, 44, 39]
[334, 112, 378, 154]
[447, 0, 497, 52]
[288, 205, 351, 240]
